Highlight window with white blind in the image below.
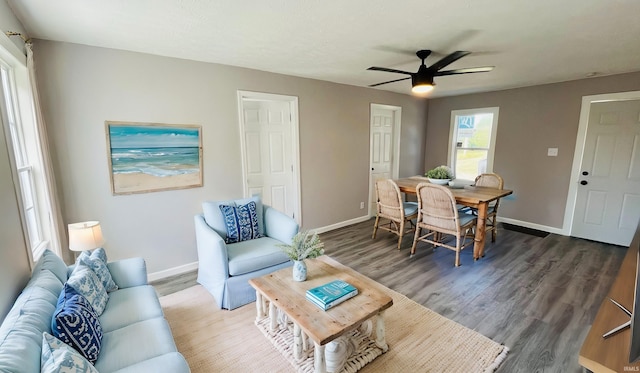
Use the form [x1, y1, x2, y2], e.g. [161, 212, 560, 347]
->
[448, 107, 499, 182]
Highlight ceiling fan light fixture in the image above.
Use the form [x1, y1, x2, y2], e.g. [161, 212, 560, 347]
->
[411, 83, 434, 94]
[411, 73, 435, 94]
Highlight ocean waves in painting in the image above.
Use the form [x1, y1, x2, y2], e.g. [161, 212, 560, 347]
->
[111, 147, 199, 177]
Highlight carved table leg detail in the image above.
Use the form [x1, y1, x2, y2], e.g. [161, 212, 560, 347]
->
[314, 343, 326, 373]
[325, 336, 353, 373]
[255, 291, 263, 323]
[293, 323, 304, 361]
[269, 301, 277, 331]
[375, 310, 388, 352]
[302, 331, 309, 352]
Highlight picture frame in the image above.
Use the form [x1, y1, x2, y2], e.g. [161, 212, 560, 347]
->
[105, 121, 203, 195]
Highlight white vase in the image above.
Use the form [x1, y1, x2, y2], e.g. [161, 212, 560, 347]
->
[292, 260, 307, 282]
[428, 178, 450, 185]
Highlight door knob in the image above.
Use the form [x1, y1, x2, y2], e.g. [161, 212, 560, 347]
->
[580, 180, 588, 185]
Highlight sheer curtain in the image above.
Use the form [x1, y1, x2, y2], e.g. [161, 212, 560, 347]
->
[25, 42, 67, 258]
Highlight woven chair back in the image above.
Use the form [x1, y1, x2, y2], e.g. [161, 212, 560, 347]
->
[474, 173, 504, 189]
[416, 183, 458, 232]
[375, 179, 403, 220]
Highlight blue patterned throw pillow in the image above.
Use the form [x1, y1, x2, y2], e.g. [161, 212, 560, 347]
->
[91, 247, 107, 262]
[41, 332, 99, 373]
[67, 263, 108, 316]
[219, 201, 262, 243]
[78, 248, 118, 292]
[51, 284, 103, 363]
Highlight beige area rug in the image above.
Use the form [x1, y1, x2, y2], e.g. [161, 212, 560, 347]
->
[160, 284, 508, 372]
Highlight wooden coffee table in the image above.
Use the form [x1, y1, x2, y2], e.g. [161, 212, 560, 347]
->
[249, 256, 393, 373]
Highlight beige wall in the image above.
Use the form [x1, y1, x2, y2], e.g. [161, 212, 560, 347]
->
[425, 72, 640, 229]
[33, 40, 427, 274]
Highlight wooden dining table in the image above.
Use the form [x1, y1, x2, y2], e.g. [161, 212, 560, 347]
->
[394, 176, 513, 260]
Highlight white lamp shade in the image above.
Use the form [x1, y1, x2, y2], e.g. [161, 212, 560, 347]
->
[68, 221, 105, 252]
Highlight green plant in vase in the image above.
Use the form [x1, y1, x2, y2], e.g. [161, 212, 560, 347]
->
[277, 231, 324, 281]
[425, 165, 454, 185]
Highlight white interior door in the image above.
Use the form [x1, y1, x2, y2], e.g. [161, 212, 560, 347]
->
[572, 99, 640, 246]
[240, 96, 298, 220]
[369, 106, 398, 214]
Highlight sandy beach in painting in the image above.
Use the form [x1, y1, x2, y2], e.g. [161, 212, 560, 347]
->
[113, 171, 201, 194]
[107, 123, 202, 194]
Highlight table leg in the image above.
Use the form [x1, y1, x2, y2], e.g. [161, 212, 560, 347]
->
[375, 310, 388, 352]
[269, 301, 277, 331]
[314, 343, 326, 373]
[255, 291, 263, 322]
[302, 330, 309, 351]
[325, 336, 350, 373]
[293, 323, 304, 361]
[474, 202, 488, 260]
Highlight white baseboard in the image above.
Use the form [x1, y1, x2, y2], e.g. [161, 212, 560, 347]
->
[497, 217, 565, 236]
[311, 215, 564, 237]
[148, 261, 199, 282]
[313, 215, 372, 234]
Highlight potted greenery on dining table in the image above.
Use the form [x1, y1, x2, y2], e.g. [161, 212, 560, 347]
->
[425, 165, 454, 185]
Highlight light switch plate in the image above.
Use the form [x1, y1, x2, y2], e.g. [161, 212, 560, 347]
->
[547, 148, 558, 156]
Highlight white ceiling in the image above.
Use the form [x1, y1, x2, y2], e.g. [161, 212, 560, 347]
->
[7, 0, 640, 98]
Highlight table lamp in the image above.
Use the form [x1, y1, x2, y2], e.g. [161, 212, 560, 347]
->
[68, 221, 105, 256]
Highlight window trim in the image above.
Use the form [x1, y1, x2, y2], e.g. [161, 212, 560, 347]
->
[447, 107, 500, 181]
[0, 51, 50, 264]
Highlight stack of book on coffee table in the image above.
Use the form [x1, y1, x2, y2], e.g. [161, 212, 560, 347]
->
[305, 280, 358, 311]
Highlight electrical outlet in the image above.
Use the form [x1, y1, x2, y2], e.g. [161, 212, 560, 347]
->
[360, 202, 365, 209]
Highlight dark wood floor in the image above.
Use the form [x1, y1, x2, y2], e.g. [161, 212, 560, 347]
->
[152, 219, 627, 372]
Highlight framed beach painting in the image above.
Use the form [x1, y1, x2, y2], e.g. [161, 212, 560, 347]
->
[105, 121, 203, 195]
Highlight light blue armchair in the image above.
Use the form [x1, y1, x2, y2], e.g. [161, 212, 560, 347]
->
[194, 197, 299, 310]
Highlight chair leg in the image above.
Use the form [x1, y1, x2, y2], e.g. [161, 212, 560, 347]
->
[397, 220, 405, 250]
[410, 227, 421, 257]
[435, 232, 442, 244]
[372, 216, 380, 239]
[455, 237, 461, 267]
[491, 218, 497, 242]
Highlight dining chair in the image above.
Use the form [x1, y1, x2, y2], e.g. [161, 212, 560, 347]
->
[410, 182, 477, 267]
[372, 179, 419, 250]
[470, 173, 504, 242]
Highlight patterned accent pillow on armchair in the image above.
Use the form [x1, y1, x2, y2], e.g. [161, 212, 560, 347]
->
[219, 201, 262, 243]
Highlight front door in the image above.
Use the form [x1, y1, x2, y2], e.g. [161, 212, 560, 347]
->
[239, 96, 298, 220]
[572, 99, 640, 246]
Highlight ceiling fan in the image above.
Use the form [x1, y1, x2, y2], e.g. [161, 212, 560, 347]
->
[367, 50, 494, 94]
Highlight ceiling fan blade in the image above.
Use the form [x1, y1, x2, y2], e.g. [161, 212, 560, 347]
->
[369, 76, 411, 87]
[435, 66, 494, 76]
[428, 51, 471, 71]
[367, 66, 413, 75]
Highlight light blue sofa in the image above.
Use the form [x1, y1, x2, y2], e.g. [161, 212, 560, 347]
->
[0, 250, 190, 373]
[195, 197, 299, 310]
